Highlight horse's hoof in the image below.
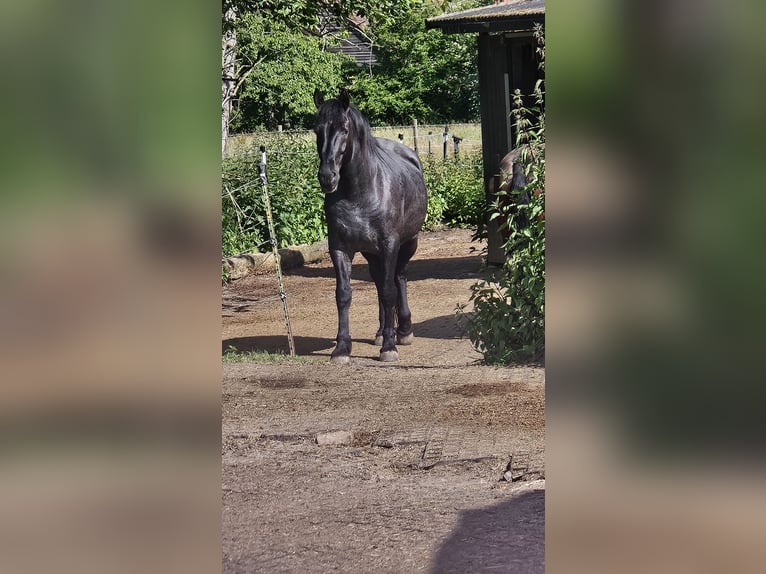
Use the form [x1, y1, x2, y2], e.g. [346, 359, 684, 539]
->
[379, 350, 399, 362]
[397, 332, 414, 345]
[330, 355, 351, 365]
[374, 335, 384, 346]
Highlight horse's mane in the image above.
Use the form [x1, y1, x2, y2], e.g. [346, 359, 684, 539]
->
[346, 105, 375, 149]
[323, 98, 416, 168]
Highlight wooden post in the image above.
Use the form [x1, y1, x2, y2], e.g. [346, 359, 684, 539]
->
[427, 131, 433, 155]
[412, 118, 419, 154]
[453, 135, 463, 158]
[442, 124, 449, 160]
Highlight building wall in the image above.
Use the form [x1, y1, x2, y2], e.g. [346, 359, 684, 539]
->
[478, 33, 512, 265]
[479, 32, 540, 265]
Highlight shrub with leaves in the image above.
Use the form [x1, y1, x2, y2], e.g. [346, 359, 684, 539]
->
[222, 133, 325, 257]
[422, 152, 485, 230]
[462, 24, 545, 364]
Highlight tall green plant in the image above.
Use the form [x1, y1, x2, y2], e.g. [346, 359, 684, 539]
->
[462, 24, 545, 364]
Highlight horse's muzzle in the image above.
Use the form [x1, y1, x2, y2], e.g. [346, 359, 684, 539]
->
[319, 171, 339, 194]
[320, 182, 338, 194]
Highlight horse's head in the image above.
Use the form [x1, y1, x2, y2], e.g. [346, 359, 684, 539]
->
[313, 88, 352, 194]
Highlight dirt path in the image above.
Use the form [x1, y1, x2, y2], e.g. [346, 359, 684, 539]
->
[222, 228, 545, 573]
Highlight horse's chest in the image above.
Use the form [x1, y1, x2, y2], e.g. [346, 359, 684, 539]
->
[326, 202, 381, 251]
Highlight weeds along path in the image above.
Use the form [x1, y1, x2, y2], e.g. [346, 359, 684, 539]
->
[221, 228, 545, 574]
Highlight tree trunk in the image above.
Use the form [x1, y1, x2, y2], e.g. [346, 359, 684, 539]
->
[222, 6, 237, 156]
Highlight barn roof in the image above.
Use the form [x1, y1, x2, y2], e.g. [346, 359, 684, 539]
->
[426, 0, 545, 34]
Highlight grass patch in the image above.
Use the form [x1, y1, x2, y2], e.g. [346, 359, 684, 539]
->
[222, 346, 314, 363]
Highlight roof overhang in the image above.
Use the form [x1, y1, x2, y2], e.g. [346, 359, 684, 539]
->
[426, 0, 544, 35]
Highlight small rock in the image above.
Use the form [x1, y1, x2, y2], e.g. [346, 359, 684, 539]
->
[315, 430, 354, 446]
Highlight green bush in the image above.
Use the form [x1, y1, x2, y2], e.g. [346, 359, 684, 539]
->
[222, 133, 325, 257]
[463, 181, 545, 363]
[422, 153, 485, 230]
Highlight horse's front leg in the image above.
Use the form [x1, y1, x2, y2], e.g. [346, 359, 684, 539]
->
[378, 246, 400, 362]
[330, 248, 354, 364]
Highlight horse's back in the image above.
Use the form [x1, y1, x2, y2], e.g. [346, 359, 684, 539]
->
[376, 137, 427, 225]
[376, 137, 424, 176]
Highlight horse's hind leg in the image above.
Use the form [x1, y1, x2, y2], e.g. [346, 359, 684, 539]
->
[363, 253, 386, 346]
[377, 246, 402, 362]
[394, 237, 418, 345]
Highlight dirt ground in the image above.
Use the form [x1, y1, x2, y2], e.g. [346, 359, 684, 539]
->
[222, 228, 545, 573]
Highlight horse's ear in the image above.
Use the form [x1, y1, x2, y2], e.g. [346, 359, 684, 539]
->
[339, 88, 350, 111]
[313, 89, 324, 109]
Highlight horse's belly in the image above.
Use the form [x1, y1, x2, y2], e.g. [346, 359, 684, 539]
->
[326, 195, 423, 252]
[329, 220, 380, 252]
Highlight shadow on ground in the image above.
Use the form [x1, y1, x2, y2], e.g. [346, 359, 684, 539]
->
[223, 335, 333, 356]
[429, 489, 545, 574]
[285, 255, 482, 282]
[412, 314, 465, 340]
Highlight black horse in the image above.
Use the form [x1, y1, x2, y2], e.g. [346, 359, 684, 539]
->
[313, 88, 427, 363]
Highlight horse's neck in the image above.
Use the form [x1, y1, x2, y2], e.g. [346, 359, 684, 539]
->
[341, 135, 376, 185]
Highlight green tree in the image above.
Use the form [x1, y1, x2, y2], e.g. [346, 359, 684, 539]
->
[231, 14, 348, 131]
[222, 1, 422, 141]
[347, 3, 479, 125]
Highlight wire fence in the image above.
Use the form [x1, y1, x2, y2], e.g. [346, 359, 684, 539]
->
[222, 121, 485, 259]
[224, 122, 482, 159]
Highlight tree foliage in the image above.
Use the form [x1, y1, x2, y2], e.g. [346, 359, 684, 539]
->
[231, 14, 348, 131]
[348, 4, 479, 125]
[225, 0, 481, 131]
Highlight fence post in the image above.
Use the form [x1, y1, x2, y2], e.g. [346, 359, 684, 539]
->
[442, 124, 449, 160]
[452, 135, 463, 159]
[412, 118, 419, 154]
[258, 145, 296, 357]
[427, 131, 433, 155]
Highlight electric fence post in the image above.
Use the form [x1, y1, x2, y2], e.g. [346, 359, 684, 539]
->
[259, 145, 296, 356]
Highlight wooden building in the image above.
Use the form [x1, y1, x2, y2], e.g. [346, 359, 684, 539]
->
[426, 0, 545, 264]
[324, 16, 377, 68]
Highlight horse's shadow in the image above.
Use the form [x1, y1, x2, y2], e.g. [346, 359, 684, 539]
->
[286, 263, 371, 281]
[285, 255, 481, 282]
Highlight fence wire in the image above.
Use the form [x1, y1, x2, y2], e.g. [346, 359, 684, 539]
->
[225, 122, 482, 159]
